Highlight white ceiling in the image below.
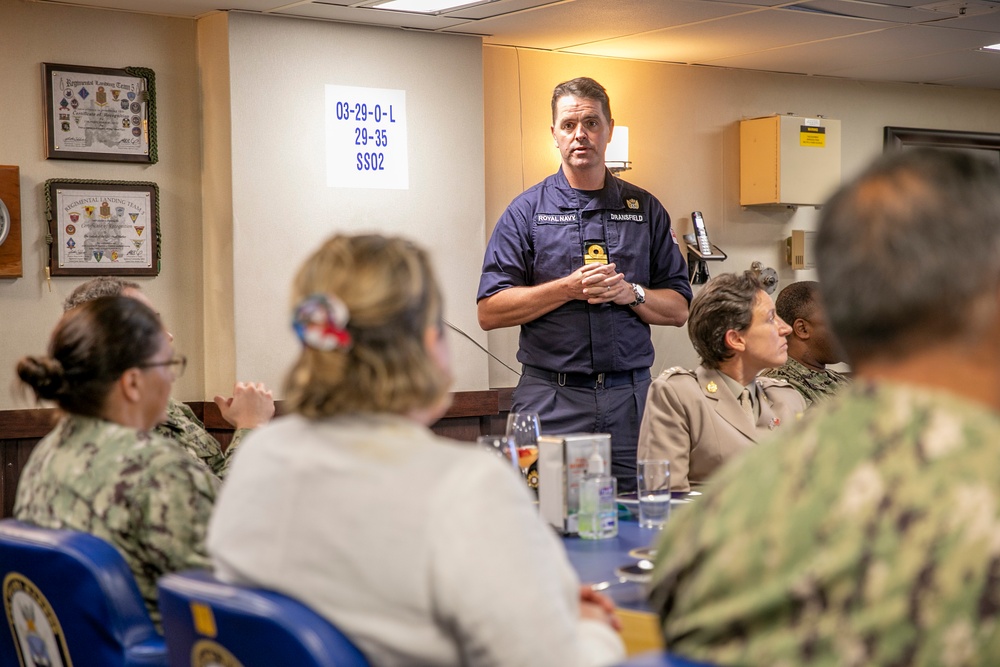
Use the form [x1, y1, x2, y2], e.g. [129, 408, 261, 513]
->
[36, 0, 1000, 90]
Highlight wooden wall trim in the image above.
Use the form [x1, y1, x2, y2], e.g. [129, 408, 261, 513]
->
[1, 388, 517, 436]
[0, 408, 61, 439]
[0, 388, 516, 519]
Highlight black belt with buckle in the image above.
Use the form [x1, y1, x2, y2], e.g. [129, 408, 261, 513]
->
[522, 365, 651, 389]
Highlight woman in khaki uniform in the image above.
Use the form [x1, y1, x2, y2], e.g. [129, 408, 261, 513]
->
[637, 272, 805, 491]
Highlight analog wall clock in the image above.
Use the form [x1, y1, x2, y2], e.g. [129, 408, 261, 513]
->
[0, 195, 10, 246]
[0, 165, 22, 278]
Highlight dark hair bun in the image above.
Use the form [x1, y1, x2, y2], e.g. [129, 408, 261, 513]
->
[17, 356, 68, 401]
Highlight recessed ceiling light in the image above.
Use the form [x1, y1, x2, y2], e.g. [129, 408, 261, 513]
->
[372, 0, 488, 13]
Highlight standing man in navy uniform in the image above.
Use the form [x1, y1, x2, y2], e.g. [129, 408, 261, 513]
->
[478, 77, 692, 492]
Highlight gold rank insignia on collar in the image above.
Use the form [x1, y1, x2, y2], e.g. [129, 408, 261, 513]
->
[706, 381, 717, 393]
[625, 198, 639, 210]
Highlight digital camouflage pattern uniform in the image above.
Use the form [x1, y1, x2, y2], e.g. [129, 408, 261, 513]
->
[155, 397, 249, 478]
[650, 381, 1000, 667]
[14, 414, 219, 628]
[762, 357, 850, 408]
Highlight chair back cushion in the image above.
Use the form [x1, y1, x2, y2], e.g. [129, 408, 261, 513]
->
[158, 570, 369, 667]
[0, 519, 166, 667]
[614, 651, 723, 666]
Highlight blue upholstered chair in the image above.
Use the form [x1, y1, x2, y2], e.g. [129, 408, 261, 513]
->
[157, 570, 370, 667]
[615, 650, 721, 666]
[0, 518, 167, 667]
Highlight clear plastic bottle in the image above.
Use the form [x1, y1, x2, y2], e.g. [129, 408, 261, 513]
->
[578, 450, 618, 539]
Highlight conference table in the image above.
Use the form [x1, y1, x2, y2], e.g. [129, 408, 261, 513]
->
[561, 514, 666, 655]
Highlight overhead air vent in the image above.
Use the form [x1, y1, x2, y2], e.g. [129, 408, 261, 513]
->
[915, 0, 1000, 16]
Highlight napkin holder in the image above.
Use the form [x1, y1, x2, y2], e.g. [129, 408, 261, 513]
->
[538, 433, 611, 535]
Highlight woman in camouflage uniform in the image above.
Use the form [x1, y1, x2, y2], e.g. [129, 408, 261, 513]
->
[15, 295, 219, 628]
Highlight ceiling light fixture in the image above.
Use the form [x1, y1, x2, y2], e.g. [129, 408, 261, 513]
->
[372, 0, 490, 13]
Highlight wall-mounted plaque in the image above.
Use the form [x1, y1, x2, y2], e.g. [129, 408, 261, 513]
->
[45, 179, 160, 277]
[884, 127, 1000, 169]
[43, 63, 158, 164]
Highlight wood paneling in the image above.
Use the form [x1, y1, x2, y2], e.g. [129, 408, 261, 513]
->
[0, 407, 60, 438]
[0, 389, 515, 518]
[2, 440, 37, 520]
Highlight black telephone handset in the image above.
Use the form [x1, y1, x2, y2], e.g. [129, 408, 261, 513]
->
[691, 211, 712, 256]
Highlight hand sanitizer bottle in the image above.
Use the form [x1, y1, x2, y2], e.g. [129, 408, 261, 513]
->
[578, 450, 617, 539]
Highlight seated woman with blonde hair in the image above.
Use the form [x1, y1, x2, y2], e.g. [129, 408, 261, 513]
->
[207, 233, 625, 666]
[15, 296, 218, 627]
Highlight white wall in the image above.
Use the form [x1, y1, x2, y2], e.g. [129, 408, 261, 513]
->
[0, 0, 204, 409]
[483, 47, 1000, 385]
[221, 12, 488, 394]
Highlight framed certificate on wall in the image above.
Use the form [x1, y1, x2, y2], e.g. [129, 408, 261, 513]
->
[45, 179, 160, 277]
[43, 63, 158, 164]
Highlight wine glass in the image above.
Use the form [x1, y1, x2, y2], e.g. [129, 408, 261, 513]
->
[476, 435, 519, 472]
[506, 412, 541, 488]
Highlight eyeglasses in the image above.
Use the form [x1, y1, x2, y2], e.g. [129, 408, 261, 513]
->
[138, 355, 187, 378]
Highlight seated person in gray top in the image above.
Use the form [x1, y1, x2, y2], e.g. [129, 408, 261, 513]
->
[637, 271, 805, 491]
[761, 280, 850, 407]
[208, 234, 625, 667]
[63, 277, 274, 477]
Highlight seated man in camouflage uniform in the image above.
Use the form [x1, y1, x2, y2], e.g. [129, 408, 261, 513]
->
[650, 148, 1000, 665]
[761, 280, 850, 407]
[63, 277, 274, 477]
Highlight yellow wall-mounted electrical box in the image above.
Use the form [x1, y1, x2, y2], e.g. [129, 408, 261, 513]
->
[740, 115, 841, 207]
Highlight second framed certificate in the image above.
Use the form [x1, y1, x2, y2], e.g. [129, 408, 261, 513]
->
[45, 179, 160, 277]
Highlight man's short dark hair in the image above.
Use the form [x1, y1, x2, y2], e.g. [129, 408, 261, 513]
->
[774, 281, 820, 325]
[688, 271, 763, 369]
[551, 77, 612, 124]
[817, 148, 1000, 363]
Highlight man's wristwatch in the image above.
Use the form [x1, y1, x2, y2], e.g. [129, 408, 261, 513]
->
[628, 283, 646, 307]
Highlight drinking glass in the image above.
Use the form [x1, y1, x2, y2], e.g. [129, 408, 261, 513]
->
[505, 412, 541, 486]
[476, 435, 519, 472]
[637, 459, 671, 529]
